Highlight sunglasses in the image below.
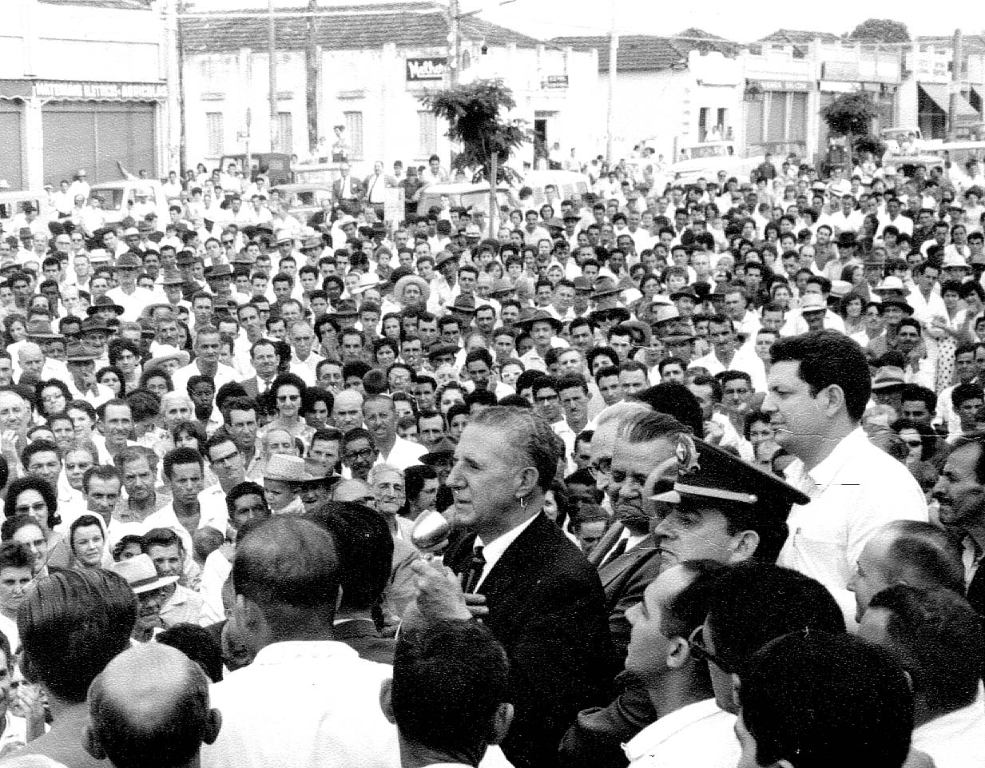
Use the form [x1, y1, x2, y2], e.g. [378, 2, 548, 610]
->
[688, 625, 734, 674]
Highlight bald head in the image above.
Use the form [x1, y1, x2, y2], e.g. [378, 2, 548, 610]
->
[332, 478, 374, 504]
[17, 342, 44, 364]
[87, 644, 219, 768]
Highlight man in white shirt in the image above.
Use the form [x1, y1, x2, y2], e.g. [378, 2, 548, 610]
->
[171, 326, 239, 395]
[764, 330, 927, 625]
[621, 563, 737, 768]
[200, 516, 400, 768]
[859, 585, 985, 768]
[106, 252, 155, 321]
[362, 395, 426, 471]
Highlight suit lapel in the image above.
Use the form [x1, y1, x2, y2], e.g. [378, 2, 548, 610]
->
[479, 514, 555, 600]
[588, 521, 626, 567]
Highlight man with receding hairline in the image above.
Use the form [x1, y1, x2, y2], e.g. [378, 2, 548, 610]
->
[86, 643, 221, 768]
[200, 516, 400, 768]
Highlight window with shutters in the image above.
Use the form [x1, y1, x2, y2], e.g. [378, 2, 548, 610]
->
[418, 111, 437, 157]
[276, 112, 293, 154]
[344, 111, 363, 160]
[206, 112, 224, 157]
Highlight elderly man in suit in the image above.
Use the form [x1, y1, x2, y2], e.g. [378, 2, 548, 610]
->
[414, 406, 615, 768]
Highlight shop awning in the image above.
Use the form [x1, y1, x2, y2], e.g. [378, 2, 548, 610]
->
[919, 82, 980, 120]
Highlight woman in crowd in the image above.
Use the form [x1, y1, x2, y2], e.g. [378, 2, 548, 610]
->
[69, 514, 106, 570]
[2, 476, 70, 569]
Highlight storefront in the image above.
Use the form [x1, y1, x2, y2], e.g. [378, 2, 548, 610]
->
[0, 79, 166, 190]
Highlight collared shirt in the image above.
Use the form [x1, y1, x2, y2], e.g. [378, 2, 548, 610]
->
[171, 361, 239, 395]
[200, 641, 397, 768]
[962, 535, 983, 587]
[779, 427, 927, 624]
[377, 435, 428, 471]
[474, 513, 539, 592]
[911, 686, 985, 768]
[143, 502, 228, 561]
[106, 286, 156, 321]
[161, 583, 208, 628]
[623, 699, 738, 768]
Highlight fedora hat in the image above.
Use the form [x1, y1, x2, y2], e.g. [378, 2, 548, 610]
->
[871, 366, 906, 391]
[109, 553, 179, 595]
[515, 308, 563, 333]
[65, 340, 99, 363]
[87, 296, 126, 316]
[590, 277, 623, 300]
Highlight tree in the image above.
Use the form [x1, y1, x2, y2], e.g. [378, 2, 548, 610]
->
[418, 79, 527, 185]
[822, 92, 881, 170]
[847, 18, 910, 43]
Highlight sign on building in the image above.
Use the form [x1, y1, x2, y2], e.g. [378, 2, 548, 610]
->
[406, 58, 448, 82]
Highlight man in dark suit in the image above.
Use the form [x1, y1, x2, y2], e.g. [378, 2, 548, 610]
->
[414, 406, 615, 768]
[590, 411, 682, 659]
[931, 432, 985, 618]
[331, 162, 363, 214]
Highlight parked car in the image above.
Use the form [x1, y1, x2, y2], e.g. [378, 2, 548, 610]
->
[669, 141, 764, 184]
[271, 184, 334, 221]
[415, 182, 514, 217]
[219, 153, 293, 185]
[0, 190, 47, 232]
[88, 179, 170, 225]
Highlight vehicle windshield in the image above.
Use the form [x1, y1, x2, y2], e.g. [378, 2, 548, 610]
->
[91, 189, 127, 211]
[681, 145, 727, 160]
[285, 189, 332, 207]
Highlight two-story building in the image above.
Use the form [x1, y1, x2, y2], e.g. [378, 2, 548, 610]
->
[179, 2, 599, 175]
[0, 0, 175, 190]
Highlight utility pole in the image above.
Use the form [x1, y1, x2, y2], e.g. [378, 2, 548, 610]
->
[269, 0, 279, 155]
[605, 3, 618, 164]
[305, 0, 318, 157]
[448, 0, 460, 87]
[948, 27, 963, 141]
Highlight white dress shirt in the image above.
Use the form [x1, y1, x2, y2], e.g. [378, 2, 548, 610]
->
[473, 513, 540, 592]
[624, 699, 739, 768]
[911, 686, 985, 768]
[779, 428, 927, 625]
[376, 435, 427, 471]
[201, 641, 396, 768]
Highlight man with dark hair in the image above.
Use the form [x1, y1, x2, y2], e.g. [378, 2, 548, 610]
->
[899, 383, 937, 426]
[86, 643, 222, 768]
[142, 527, 206, 628]
[12, 569, 137, 766]
[382, 620, 512, 768]
[200, 517, 400, 768]
[764, 330, 926, 623]
[860, 585, 985, 767]
[848, 520, 965, 624]
[306, 502, 395, 664]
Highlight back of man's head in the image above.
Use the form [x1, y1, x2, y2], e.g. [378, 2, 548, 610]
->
[879, 520, 965, 595]
[388, 620, 511, 762]
[866, 585, 984, 717]
[86, 643, 220, 768]
[232, 516, 341, 641]
[706, 562, 845, 676]
[305, 502, 393, 618]
[20, 569, 137, 705]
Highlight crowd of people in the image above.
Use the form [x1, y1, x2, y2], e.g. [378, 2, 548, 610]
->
[0, 146, 982, 768]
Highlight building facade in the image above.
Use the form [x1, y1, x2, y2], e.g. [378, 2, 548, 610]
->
[180, 4, 599, 177]
[0, 0, 176, 191]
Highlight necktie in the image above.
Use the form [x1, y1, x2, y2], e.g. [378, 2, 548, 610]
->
[461, 545, 486, 593]
[602, 537, 628, 567]
[369, 176, 379, 202]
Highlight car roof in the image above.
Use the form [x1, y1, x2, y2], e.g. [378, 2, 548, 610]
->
[420, 182, 509, 194]
[270, 184, 332, 192]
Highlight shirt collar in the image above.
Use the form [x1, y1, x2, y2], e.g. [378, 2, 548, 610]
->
[475, 513, 539, 588]
[623, 700, 730, 761]
[807, 426, 867, 487]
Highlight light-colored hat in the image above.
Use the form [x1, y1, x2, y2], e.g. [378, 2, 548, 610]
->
[874, 276, 906, 293]
[274, 229, 294, 245]
[264, 454, 316, 483]
[800, 294, 827, 313]
[652, 305, 681, 324]
[109, 553, 179, 594]
[871, 366, 906, 391]
[351, 272, 381, 294]
[829, 280, 852, 298]
[942, 253, 971, 271]
[393, 274, 430, 305]
[144, 346, 190, 373]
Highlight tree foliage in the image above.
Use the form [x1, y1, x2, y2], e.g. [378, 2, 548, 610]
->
[419, 79, 527, 184]
[822, 92, 880, 138]
[847, 18, 910, 43]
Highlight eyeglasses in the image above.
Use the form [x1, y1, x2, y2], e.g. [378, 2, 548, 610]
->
[210, 450, 241, 467]
[688, 626, 733, 674]
[345, 447, 376, 461]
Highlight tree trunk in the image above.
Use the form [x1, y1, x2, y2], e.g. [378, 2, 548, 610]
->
[489, 151, 497, 238]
